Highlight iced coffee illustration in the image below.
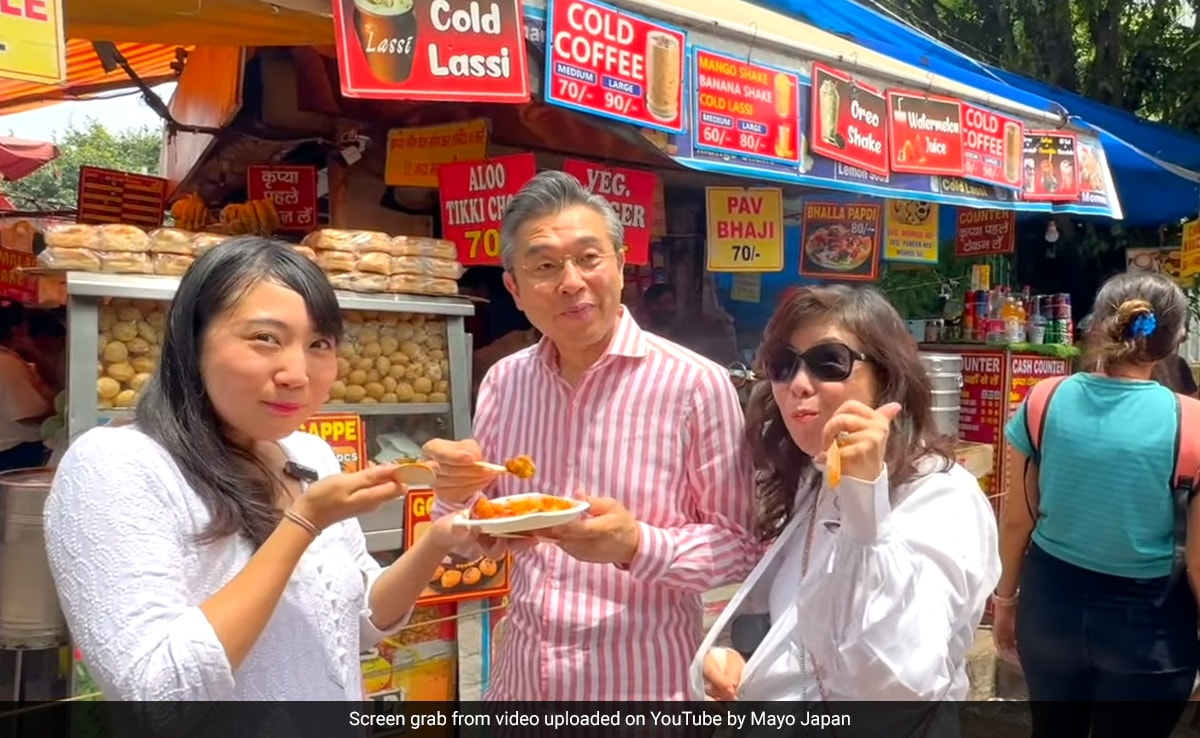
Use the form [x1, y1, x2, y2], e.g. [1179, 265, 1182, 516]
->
[818, 77, 842, 147]
[645, 32, 682, 123]
[353, 0, 418, 84]
[775, 123, 794, 159]
[1003, 122, 1022, 184]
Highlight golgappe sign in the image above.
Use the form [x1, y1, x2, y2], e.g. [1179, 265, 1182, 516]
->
[332, 0, 531, 103]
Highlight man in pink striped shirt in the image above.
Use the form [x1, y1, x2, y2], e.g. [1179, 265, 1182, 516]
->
[425, 171, 760, 701]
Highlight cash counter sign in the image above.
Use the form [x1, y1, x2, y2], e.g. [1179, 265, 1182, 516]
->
[332, 0, 530, 103]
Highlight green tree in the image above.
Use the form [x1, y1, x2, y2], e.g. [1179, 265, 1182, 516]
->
[1, 117, 162, 211]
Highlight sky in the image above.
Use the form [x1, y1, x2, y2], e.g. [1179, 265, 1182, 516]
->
[0, 83, 178, 141]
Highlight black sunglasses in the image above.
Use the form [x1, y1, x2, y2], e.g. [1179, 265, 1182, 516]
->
[763, 342, 869, 384]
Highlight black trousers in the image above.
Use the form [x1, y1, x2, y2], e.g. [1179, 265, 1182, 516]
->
[0, 440, 46, 472]
[1017, 542, 1199, 738]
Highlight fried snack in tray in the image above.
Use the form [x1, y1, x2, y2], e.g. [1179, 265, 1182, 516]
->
[504, 455, 536, 479]
[148, 228, 196, 256]
[302, 228, 392, 254]
[96, 224, 150, 252]
[472, 494, 576, 520]
[152, 253, 195, 277]
[38, 246, 102, 272]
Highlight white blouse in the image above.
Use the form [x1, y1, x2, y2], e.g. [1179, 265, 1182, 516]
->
[690, 459, 1001, 702]
[44, 426, 408, 701]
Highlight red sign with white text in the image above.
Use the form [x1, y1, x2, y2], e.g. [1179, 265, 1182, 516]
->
[563, 159, 655, 265]
[886, 90, 964, 176]
[1009, 354, 1070, 413]
[692, 48, 801, 166]
[1022, 130, 1079, 202]
[246, 165, 318, 232]
[0, 248, 36, 303]
[545, 0, 686, 133]
[954, 209, 1015, 257]
[809, 64, 888, 177]
[331, 0, 530, 103]
[957, 350, 1005, 446]
[438, 153, 538, 266]
[962, 104, 1024, 190]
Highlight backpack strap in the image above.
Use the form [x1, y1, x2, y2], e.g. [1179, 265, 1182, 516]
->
[1161, 393, 1200, 606]
[1022, 375, 1070, 463]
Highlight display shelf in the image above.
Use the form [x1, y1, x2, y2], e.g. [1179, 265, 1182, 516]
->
[95, 402, 452, 423]
[65, 272, 474, 316]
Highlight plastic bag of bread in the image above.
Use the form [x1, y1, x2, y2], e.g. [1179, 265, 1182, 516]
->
[43, 223, 99, 249]
[292, 245, 317, 262]
[387, 274, 459, 296]
[191, 233, 228, 254]
[327, 271, 389, 293]
[97, 224, 150, 252]
[37, 246, 102, 272]
[316, 250, 357, 273]
[392, 236, 457, 261]
[392, 255, 463, 281]
[303, 229, 392, 254]
[356, 252, 393, 275]
[152, 253, 195, 276]
[98, 251, 154, 275]
[148, 228, 196, 255]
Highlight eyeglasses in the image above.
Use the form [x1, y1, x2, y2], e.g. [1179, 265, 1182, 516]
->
[763, 342, 869, 384]
[517, 251, 616, 285]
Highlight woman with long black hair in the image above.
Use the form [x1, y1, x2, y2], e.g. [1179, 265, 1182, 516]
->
[45, 237, 472, 702]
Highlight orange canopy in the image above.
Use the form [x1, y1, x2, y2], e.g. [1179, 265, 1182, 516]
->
[0, 0, 335, 115]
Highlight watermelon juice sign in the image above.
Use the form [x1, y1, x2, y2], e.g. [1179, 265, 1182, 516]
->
[332, 0, 530, 103]
[545, 0, 686, 133]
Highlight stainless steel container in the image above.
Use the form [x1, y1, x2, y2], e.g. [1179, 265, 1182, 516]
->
[919, 352, 964, 438]
[0, 467, 67, 649]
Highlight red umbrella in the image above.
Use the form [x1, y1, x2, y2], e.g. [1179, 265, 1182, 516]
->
[0, 136, 58, 182]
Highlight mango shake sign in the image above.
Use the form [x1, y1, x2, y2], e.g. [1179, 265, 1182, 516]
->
[333, 0, 531, 103]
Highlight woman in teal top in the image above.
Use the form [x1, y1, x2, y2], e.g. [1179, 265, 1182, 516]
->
[995, 272, 1198, 738]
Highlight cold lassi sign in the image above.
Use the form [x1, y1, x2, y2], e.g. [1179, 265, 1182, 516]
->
[332, 0, 531, 103]
[704, 187, 784, 273]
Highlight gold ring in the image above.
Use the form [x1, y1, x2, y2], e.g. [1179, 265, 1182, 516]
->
[836, 431, 850, 447]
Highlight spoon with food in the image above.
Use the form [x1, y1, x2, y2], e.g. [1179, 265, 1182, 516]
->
[475, 454, 537, 480]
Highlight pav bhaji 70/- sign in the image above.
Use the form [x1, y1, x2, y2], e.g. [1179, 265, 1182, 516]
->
[705, 187, 784, 273]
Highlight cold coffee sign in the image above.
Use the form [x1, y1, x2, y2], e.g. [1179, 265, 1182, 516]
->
[438, 153, 538, 266]
[809, 64, 888, 177]
[692, 48, 801, 166]
[563, 159, 656, 265]
[886, 90, 964, 176]
[545, 0, 686, 134]
[332, 0, 530, 103]
[961, 104, 1023, 190]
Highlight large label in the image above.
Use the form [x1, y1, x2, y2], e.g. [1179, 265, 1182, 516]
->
[563, 159, 656, 265]
[438, 153, 538, 266]
[809, 64, 888, 177]
[544, 0, 686, 133]
[691, 48, 801, 166]
[332, 0, 531, 103]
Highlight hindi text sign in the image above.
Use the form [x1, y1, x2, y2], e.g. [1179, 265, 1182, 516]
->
[384, 119, 490, 187]
[247, 165, 318, 231]
[954, 209, 1014, 257]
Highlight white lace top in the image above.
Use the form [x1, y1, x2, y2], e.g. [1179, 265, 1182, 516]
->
[44, 426, 407, 701]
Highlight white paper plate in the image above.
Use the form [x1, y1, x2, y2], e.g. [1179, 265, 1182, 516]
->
[455, 493, 589, 535]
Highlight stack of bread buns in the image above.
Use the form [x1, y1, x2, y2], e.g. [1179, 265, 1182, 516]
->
[37, 224, 232, 276]
[301, 229, 463, 296]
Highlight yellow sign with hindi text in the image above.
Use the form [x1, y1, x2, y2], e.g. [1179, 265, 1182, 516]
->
[1182, 219, 1200, 280]
[0, 0, 65, 84]
[883, 199, 939, 264]
[384, 119, 490, 187]
[705, 187, 784, 273]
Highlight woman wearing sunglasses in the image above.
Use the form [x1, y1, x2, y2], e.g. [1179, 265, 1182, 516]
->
[690, 284, 1000, 705]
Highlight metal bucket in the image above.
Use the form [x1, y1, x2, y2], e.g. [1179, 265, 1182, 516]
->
[0, 467, 67, 649]
[920, 353, 964, 437]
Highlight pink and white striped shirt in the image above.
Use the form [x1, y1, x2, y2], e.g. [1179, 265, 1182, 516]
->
[435, 309, 760, 700]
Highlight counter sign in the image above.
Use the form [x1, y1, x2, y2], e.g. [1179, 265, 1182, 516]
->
[300, 413, 367, 472]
